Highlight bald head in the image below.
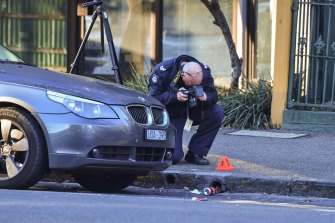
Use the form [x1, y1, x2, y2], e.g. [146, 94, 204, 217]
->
[181, 62, 203, 86]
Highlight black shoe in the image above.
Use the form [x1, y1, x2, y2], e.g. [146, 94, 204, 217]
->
[184, 150, 209, 165]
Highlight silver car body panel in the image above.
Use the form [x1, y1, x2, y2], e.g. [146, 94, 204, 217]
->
[0, 63, 175, 173]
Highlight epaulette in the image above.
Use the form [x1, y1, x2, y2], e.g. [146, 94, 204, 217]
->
[155, 60, 174, 74]
[201, 63, 209, 70]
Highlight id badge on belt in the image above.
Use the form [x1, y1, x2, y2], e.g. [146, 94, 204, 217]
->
[184, 118, 193, 131]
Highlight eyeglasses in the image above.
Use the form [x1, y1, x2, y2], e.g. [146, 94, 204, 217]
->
[182, 70, 203, 77]
[181, 70, 203, 86]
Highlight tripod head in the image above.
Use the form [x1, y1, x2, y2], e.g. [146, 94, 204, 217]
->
[82, 0, 103, 8]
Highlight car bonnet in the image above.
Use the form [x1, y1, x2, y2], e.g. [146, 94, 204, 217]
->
[0, 63, 160, 106]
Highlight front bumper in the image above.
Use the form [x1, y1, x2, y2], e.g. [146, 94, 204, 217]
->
[35, 107, 175, 173]
[48, 153, 172, 174]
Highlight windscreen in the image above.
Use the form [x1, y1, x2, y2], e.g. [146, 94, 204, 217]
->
[0, 44, 23, 63]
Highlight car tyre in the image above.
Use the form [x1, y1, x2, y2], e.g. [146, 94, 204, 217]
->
[72, 173, 137, 192]
[0, 107, 46, 189]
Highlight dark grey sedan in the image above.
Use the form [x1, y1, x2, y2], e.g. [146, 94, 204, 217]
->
[0, 44, 175, 192]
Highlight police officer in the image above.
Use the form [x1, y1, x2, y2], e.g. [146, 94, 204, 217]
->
[148, 55, 224, 165]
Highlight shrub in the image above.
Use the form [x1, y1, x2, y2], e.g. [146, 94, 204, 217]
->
[123, 64, 150, 93]
[218, 79, 273, 129]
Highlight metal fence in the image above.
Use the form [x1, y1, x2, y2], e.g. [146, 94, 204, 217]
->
[288, 0, 335, 109]
[0, 0, 67, 71]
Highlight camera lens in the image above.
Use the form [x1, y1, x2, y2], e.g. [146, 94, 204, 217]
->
[189, 96, 197, 107]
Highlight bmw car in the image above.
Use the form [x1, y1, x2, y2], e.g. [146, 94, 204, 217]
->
[0, 44, 175, 192]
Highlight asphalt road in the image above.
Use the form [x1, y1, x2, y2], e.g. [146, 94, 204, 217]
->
[1, 184, 334, 223]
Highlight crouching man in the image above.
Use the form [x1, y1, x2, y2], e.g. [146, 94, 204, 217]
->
[148, 55, 224, 165]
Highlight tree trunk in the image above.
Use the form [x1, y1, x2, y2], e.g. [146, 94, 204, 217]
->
[200, 0, 242, 90]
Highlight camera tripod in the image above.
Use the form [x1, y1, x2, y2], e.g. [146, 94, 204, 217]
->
[70, 0, 123, 84]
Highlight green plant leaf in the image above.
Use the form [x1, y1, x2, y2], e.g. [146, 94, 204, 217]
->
[219, 77, 272, 129]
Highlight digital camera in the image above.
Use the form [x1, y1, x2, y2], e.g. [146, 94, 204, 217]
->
[180, 85, 204, 107]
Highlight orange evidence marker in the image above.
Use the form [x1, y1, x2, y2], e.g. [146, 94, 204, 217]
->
[216, 156, 234, 171]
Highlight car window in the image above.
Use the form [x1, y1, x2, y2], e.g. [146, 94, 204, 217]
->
[0, 44, 23, 63]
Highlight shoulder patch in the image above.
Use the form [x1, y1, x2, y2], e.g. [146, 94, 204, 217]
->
[151, 73, 159, 84]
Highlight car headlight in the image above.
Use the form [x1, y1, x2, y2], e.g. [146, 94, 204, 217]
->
[47, 91, 118, 119]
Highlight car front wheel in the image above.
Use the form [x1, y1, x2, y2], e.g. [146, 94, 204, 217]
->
[0, 107, 46, 189]
[72, 173, 137, 192]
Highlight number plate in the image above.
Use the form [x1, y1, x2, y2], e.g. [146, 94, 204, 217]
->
[146, 129, 166, 141]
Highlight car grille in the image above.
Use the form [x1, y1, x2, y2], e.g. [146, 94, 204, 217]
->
[89, 146, 173, 162]
[151, 107, 164, 125]
[127, 105, 167, 126]
[136, 147, 165, 162]
[127, 106, 148, 124]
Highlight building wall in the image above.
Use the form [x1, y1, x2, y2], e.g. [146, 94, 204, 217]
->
[97, 0, 235, 85]
[162, 0, 233, 87]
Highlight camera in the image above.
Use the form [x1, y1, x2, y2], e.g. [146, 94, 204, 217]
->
[180, 85, 204, 107]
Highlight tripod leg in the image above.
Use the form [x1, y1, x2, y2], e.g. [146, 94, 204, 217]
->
[102, 12, 123, 85]
[100, 14, 105, 53]
[70, 10, 99, 74]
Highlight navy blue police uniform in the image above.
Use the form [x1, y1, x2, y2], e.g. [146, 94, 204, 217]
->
[148, 55, 224, 164]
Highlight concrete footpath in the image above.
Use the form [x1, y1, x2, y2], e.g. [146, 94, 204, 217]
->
[133, 128, 335, 199]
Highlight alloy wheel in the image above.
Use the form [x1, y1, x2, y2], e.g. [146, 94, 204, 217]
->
[0, 119, 29, 179]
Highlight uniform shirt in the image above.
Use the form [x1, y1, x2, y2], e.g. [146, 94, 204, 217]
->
[148, 55, 218, 118]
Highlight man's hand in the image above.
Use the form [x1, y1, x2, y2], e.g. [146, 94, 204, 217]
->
[177, 88, 188, 102]
[198, 92, 207, 101]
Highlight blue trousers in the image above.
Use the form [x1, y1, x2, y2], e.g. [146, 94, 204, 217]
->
[170, 104, 224, 164]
